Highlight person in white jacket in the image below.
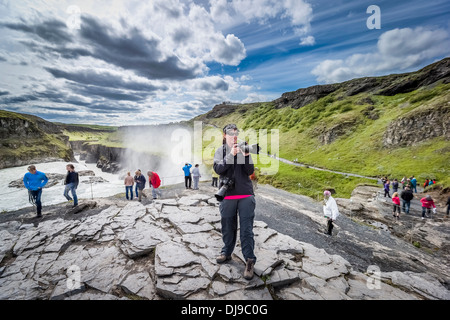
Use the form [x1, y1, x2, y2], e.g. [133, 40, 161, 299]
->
[323, 190, 340, 236]
[192, 164, 201, 190]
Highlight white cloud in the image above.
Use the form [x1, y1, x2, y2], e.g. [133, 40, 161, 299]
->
[210, 34, 247, 65]
[300, 35, 315, 46]
[209, 0, 314, 40]
[311, 27, 450, 83]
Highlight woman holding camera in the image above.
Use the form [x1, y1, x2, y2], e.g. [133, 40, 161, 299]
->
[213, 124, 256, 280]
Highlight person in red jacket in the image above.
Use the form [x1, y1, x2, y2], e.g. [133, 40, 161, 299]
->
[420, 195, 436, 219]
[147, 171, 162, 200]
[392, 192, 401, 221]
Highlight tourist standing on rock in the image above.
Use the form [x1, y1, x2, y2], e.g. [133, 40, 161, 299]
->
[410, 176, 417, 193]
[420, 195, 436, 220]
[23, 165, 48, 218]
[400, 187, 414, 214]
[124, 172, 134, 200]
[64, 164, 79, 207]
[211, 167, 219, 188]
[192, 164, 201, 190]
[401, 176, 406, 189]
[384, 180, 391, 198]
[147, 171, 162, 200]
[213, 123, 256, 280]
[404, 178, 412, 190]
[134, 170, 146, 202]
[183, 163, 192, 189]
[392, 192, 401, 221]
[392, 179, 399, 193]
[323, 190, 340, 236]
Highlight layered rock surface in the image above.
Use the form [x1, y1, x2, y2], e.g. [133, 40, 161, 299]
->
[1, 189, 449, 300]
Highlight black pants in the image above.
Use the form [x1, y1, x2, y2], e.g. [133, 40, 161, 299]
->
[212, 177, 218, 187]
[29, 189, 42, 216]
[185, 175, 192, 188]
[327, 219, 333, 235]
[393, 204, 400, 213]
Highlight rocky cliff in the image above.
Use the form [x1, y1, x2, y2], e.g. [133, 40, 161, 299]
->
[273, 58, 450, 109]
[0, 110, 74, 169]
[383, 103, 450, 147]
[71, 141, 164, 174]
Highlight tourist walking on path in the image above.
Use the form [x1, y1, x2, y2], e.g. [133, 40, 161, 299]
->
[392, 179, 399, 193]
[63, 164, 79, 207]
[400, 187, 414, 214]
[192, 164, 201, 190]
[384, 180, 390, 198]
[211, 168, 219, 188]
[404, 178, 413, 190]
[420, 195, 436, 220]
[323, 190, 340, 236]
[134, 170, 146, 202]
[23, 165, 48, 218]
[213, 123, 256, 280]
[423, 179, 429, 189]
[392, 192, 401, 221]
[124, 172, 134, 200]
[401, 176, 407, 189]
[147, 171, 162, 200]
[410, 176, 417, 193]
[183, 163, 192, 189]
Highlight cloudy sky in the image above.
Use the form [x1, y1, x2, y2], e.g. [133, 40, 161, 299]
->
[0, 0, 449, 126]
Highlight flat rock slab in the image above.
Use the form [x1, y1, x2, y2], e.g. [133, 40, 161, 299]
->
[156, 241, 201, 269]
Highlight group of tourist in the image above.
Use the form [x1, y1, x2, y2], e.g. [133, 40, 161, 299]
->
[123, 169, 161, 202]
[23, 164, 79, 218]
[182, 163, 202, 190]
[381, 175, 446, 220]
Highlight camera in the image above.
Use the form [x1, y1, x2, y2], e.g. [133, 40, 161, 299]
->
[237, 141, 261, 154]
[215, 177, 235, 201]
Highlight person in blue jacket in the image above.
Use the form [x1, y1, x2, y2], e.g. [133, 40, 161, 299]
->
[23, 165, 48, 218]
[182, 163, 192, 189]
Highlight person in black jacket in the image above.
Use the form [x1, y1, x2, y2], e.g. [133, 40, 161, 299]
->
[400, 187, 414, 214]
[64, 164, 79, 207]
[213, 124, 256, 280]
[134, 170, 146, 202]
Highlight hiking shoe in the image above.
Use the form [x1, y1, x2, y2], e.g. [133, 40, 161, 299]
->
[216, 254, 231, 264]
[244, 259, 255, 280]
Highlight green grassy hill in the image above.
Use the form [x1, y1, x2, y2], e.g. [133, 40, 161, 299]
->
[0, 110, 75, 169]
